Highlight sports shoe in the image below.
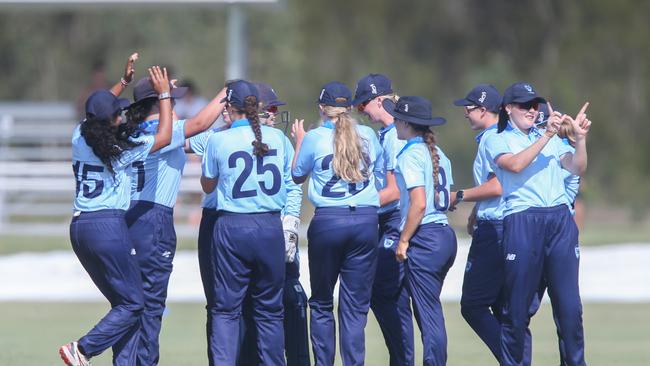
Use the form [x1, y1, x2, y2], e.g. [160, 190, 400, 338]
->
[59, 341, 91, 366]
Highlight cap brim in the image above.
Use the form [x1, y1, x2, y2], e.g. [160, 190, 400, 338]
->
[352, 93, 371, 106]
[453, 98, 476, 107]
[267, 100, 287, 108]
[511, 95, 547, 104]
[117, 98, 131, 110]
[382, 99, 446, 126]
[170, 86, 189, 99]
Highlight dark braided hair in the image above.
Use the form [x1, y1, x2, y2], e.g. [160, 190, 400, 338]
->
[80, 114, 143, 175]
[243, 95, 269, 157]
[414, 124, 441, 204]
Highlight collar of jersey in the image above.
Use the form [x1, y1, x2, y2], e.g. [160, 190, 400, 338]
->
[396, 136, 423, 158]
[139, 119, 159, 132]
[322, 120, 335, 129]
[231, 119, 251, 128]
[475, 123, 498, 144]
[379, 123, 395, 137]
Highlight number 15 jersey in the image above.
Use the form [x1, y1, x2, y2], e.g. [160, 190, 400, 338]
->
[292, 121, 383, 208]
[202, 119, 293, 214]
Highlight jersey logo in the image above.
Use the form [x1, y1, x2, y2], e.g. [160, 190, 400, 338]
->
[465, 260, 473, 272]
[506, 253, 516, 261]
[575, 246, 580, 259]
[383, 238, 394, 249]
[370, 83, 378, 95]
[478, 91, 487, 103]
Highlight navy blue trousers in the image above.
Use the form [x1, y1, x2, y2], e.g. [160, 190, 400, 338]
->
[500, 205, 585, 366]
[372, 209, 414, 366]
[307, 206, 378, 366]
[405, 222, 457, 366]
[238, 256, 310, 366]
[69, 210, 144, 366]
[125, 201, 177, 366]
[198, 208, 219, 365]
[208, 211, 286, 366]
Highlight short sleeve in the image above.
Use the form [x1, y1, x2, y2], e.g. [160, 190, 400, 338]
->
[555, 136, 574, 158]
[189, 130, 212, 156]
[292, 131, 317, 177]
[484, 133, 511, 164]
[115, 135, 155, 169]
[159, 120, 187, 153]
[201, 134, 220, 179]
[384, 135, 398, 171]
[368, 132, 384, 174]
[401, 152, 426, 189]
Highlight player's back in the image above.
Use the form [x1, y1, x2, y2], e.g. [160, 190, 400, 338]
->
[203, 120, 289, 213]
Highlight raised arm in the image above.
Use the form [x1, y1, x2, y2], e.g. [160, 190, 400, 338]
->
[109, 52, 138, 97]
[148, 66, 173, 153]
[560, 102, 591, 176]
[183, 87, 228, 138]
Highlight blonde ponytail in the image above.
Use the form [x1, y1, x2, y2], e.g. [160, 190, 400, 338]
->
[323, 105, 369, 183]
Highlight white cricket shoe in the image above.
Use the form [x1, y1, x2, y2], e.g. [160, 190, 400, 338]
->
[59, 341, 91, 366]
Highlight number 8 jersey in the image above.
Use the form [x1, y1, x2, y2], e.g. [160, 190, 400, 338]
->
[202, 119, 295, 213]
[71, 124, 154, 212]
[293, 120, 383, 208]
[394, 138, 453, 229]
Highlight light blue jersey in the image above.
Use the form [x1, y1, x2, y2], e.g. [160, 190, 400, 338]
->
[394, 137, 454, 229]
[130, 119, 187, 208]
[561, 138, 580, 214]
[484, 121, 573, 217]
[375, 124, 406, 214]
[202, 119, 293, 213]
[293, 120, 383, 208]
[72, 124, 154, 212]
[189, 127, 224, 209]
[473, 125, 505, 221]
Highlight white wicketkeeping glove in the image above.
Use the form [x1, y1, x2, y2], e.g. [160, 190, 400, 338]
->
[282, 215, 300, 263]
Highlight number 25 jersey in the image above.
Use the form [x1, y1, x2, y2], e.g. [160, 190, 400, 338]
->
[201, 119, 293, 214]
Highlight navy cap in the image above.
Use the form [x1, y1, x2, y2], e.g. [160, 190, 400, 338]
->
[85, 90, 130, 120]
[317, 81, 352, 107]
[132, 77, 188, 104]
[254, 82, 286, 109]
[498, 82, 548, 128]
[382, 96, 446, 126]
[221, 80, 259, 109]
[352, 73, 393, 106]
[453, 84, 501, 113]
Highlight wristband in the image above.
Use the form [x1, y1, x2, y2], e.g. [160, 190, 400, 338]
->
[120, 77, 129, 87]
[158, 92, 171, 100]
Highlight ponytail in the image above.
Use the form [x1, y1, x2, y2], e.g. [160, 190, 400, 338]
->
[243, 95, 269, 157]
[415, 124, 441, 205]
[557, 119, 577, 146]
[323, 105, 368, 183]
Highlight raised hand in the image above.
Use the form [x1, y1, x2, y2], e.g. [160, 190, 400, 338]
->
[570, 102, 591, 140]
[544, 101, 562, 137]
[291, 119, 306, 143]
[123, 53, 139, 84]
[148, 66, 170, 95]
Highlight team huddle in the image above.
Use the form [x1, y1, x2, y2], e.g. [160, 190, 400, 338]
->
[59, 53, 591, 366]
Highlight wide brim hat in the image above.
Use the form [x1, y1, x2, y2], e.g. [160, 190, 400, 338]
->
[382, 98, 446, 126]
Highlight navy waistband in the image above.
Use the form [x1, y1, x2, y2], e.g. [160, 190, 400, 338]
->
[314, 206, 378, 215]
[217, 210, 281, 217]
[72, 209, 125, 220]
[129, 200, 174, 213]
[202, 208, 219, 217]
[518, 204, 569, 215]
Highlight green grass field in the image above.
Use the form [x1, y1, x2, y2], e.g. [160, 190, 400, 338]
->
[1, 302, 648, 365]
